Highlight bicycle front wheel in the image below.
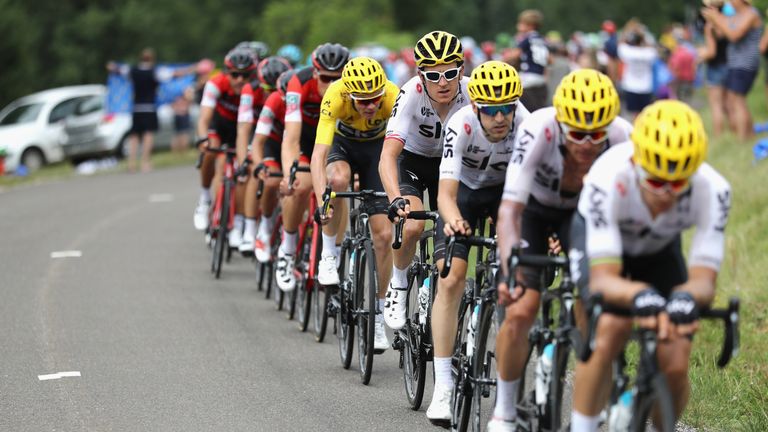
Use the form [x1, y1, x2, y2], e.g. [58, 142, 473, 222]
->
[541, 341, 572, 431]
[469, 302, 499, 432]
[402, 272, 426, 410]
[212, 183, 230, 279]
[356, 240, 377, 385]
[312, 229, 329, 342]
[630, 373, 675, 432]
[298, 225, 317, 332]
[336, 242, 354, 369]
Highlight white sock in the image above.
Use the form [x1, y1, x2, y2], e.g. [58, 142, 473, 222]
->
[322, 232, 337, 257]
[233, 214, 244, 232]
[570, 411, 600, 432]
[434, 356, 453, 388]
[391, 265, 408, 288]
[200, 188, 211, 203]
[492, 378, 519, 420]
[282, 230, 298, 254]
[257, 215, 271, 239]
[243, 218, 256, 239]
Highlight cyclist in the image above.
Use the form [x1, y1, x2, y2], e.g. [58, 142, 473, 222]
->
[277, 44, 303, 67]
[567, 100, 730, 432]
[250, 70, 297, 263]
[489, 69, 631, 431]
[235, 56, 292, 253]
[275, 43, 349, 291]
[379, 30, 470, 331]
[236, 41, 269, 62]
[428, 60, 529, 426]
[311, 57, 400, 352]
[193, 48, 256, 231]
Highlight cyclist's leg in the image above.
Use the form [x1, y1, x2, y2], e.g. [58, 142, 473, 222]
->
[255, 140, 283, 260]
[240, 172, 259, 252]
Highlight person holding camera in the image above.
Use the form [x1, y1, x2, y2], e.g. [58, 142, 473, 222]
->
[617, 19, 658, 119]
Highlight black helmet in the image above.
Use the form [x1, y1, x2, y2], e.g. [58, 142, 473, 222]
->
[278, 70, 297, 95]
[225, 48, 257, 72]
[236, 41, 269, 61]
[258, 56, 293, 89]
[312, 43, 349, 72]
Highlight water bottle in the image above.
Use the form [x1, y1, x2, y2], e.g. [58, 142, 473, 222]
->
[348, 249, 356, 279]
[466, 304, 480, 356]
[608, 390, 633, 432]
[534, 343, 554, 405]
[418, 279, 430, 326]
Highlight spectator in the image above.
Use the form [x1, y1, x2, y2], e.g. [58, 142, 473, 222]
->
[602, 20, 621, 83]
[759, 9, 768, 115]
[171, 86, 194, 153]
[106, 48, 193, 172]
[512, 9, 550, 111]
[618, 19, 658, 118]
[699, 0, 731, 137]
[702, 0, 763, 140]
[668, 26, 697, 103]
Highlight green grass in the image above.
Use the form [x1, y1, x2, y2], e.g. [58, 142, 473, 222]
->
[680, 85, 768, 431]
[0, 149, 199, 190]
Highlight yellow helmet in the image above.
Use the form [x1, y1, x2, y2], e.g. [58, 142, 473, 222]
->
[467, 61, 523, 104]
[415, 31, 464, 68]
[632, 100, 707, 181]
[553, 69, 619, 131]
[342, 57, 386, 96]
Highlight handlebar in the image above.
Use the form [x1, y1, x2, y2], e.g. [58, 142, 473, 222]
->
[579, 294, 740, 369]
[288, 160, 310, 193]
[194, 137, 209, 169]
[254, 162, 284, 199]
[441, 234, 497, 278]
[319, 186, 387, 221]
[392, 211, 440, 249]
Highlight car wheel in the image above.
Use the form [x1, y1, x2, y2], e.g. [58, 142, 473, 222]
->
[21, 148, 45, 172]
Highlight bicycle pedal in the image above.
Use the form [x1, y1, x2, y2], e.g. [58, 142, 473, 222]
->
[392, 335, 404, 351]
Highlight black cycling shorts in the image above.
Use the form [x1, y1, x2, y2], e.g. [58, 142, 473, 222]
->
[569, 213, 688, 314]
[434, 182, 504, 262]
[210, 112, 237, 146]
[300, 124, 316, 159]
[398, 150, 439, 211]
[263, 137, 281, 162]
[327, 134, 388, 215]
[518, 196, 575, 291]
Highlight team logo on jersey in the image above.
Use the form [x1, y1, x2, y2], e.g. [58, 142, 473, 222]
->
[443, 126, 457, 158]
[421, 107, 433, 117]
[419, 121, 443, 138]
[616, 181, 627, 197]
[545, 127, 552, 142]
[512, 129, 535, 164]
[416, 83, 423, 93]
[464, 123, 471, 135]
[587, 184, 608, 228]
[715, 190, 731, 232]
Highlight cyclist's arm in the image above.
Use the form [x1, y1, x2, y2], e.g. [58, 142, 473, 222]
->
[497, 200, 525, 275]
[379, 137, 405, 202]
[235, 121, 252, 165]
[250, 133, 267, 168]
[282, 77, 304, 172]
[311, 142, 331, 204]
[590, 261, 648, 307]
[673, 267, 717, 307]
[197, 106, 213, 145]
[437, 179, 463, 227]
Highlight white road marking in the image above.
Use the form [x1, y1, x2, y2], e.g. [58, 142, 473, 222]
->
[50, 250, 82, 259]
[38, 371, 81, 381]
[148, 193, 174, 203]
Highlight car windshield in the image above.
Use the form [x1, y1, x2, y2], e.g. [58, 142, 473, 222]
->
[74, 96, 103, 116]
[0, 103, 43, 126]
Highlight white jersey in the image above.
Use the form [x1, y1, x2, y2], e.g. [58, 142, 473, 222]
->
[385, 76, 470, 158]
[578, 142, 731, 270]
[439, 103, 531, 189]
[502, 107, 633, 209]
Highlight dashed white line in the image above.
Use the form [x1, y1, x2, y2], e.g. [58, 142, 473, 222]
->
[50, 250, 82, 259]
[148, 193, 174, 203]
[38, 371, 81, 381]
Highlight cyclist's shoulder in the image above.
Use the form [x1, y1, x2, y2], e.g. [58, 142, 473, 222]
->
[288, 66, 315, 92]
[517, 106, 558, 139]
[586, 141, 634, 185]
[691, 163, 731, 196]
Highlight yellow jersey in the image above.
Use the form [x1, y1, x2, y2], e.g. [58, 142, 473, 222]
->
[315, 79, 400, 145]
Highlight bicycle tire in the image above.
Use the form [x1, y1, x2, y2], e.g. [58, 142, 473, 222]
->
[312, 229, 329, 342]
[630, 373, 675, 432]
[402, 272, 426, 410]
[287, 279, 298, 320]
[469, 302, 499, 432]
[357, 239, 377, 385]
[541, 341, 571, 431]
[451, 293, 474, 432]
[337, 242, 355, 369]
[298, 224, 316, 332]
[213, 182, 231, 279]
[256, 261, 266, 292]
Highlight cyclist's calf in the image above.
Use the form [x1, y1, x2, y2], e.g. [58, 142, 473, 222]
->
[500, 290, 541, 342]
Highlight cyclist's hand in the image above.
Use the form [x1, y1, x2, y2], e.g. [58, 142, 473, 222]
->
[314, 205, 334, 225]
[443, 218, 470, 236]
[387, 197, 410, 223]
[666, 291, 700, 337]
[632, 287, 667, 332]
[196, 138, 209, 152]
[498, 280, 526, 306]
[235, 165, 249, 183]
[548, 235, 562, 255]
[279, 176, 299, 196]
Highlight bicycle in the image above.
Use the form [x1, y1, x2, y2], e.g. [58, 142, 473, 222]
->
[580, 294, 740, 432]
[323, 186, 388, 385]
[390, 210, 440, 410]
[253, 164, 284, 309]
[442, 229, 499, 432]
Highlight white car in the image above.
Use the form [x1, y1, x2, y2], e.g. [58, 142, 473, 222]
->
[0, 85, 104, 173]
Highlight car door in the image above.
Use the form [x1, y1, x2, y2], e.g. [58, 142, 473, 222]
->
[42, 96, 94, 163]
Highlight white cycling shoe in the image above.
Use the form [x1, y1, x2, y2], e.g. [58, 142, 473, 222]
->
[254, 235, 271, 263]
[426, 383, 453, 427]
[383, 283, 408, 330]
[486, 418, 517, 432]
[317, 255, 340, 285]
[228, 227, 243, 248]
[374, 319, 389, 353]
[239, 235, 254, 256]
[275, 248, 296, 292]
[193, 201, 210, 231]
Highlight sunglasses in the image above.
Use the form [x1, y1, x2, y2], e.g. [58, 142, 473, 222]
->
[350, 90, 385, 106]
[476, 102, 517, 117]
[420, 67, 462, 83]
[561, 124, 609, 145]
[635, 165, 690, 195]
[260, 83, 276, 92]
[229, 71, 252, 79]
[318, 74, 342, 83]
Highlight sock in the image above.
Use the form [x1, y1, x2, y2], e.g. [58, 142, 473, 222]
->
[257, 215, 271, 239]
[322, 232, 337, 257]
[243, 218, 256, 239]
[570, 411, 601, 432]
[434, 356, 453, 388]
[200, 188, 211, 203]
[492, 378, 519, 420]
[282, 230, 298, 254]
[391, 265, 408, 288]
[377, 299, 386, 318]
[233, 214, 244, 232]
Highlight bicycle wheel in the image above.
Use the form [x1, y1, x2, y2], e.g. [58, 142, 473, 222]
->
[256, 261, 266, 293]
[402, 272, 426, 410]
[469, 302, 499, 432]
[541, 341, 572, 431]
[630, 374, 675, 432]
[336, 242, 355, 369]
[452, 282, 475, 432]
[213, 183, 230, 279]
[357, 239, 377, 385]
[312, 229, 329, 342]
[298, 225, 317, 332]
[287, 279, 298, 320]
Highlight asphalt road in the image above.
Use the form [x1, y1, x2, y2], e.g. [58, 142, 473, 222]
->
[0, 166, 440, 431]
